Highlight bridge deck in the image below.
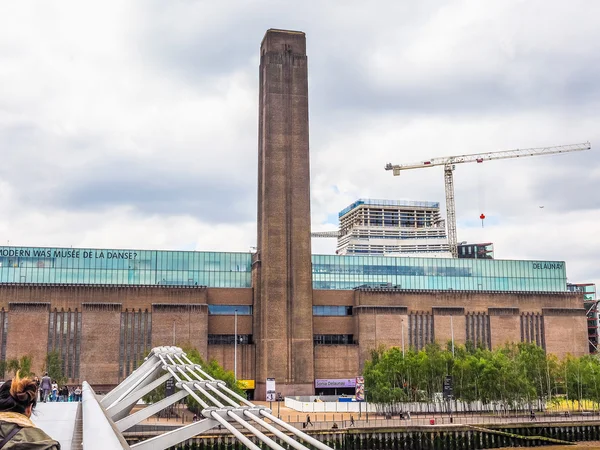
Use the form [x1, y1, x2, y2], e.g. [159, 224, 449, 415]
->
[32, 402, 80, 450]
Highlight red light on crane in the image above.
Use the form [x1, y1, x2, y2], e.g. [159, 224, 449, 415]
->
[423, 161, 431, 165]
[480, 213, 485, 228]
[476, 158, 484, 163]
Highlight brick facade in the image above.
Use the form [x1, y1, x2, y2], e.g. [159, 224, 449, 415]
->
[0, 283, 588, 391]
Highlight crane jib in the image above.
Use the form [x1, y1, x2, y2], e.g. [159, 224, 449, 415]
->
[385, 141, 591, 259]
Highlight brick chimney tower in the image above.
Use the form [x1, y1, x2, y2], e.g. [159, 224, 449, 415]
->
[252, 29, 314, 398]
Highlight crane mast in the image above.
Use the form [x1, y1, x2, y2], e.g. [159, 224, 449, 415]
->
[444, 165, 457, 257]
[386, 142, 591, 258]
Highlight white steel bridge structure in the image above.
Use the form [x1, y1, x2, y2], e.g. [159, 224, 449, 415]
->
[83, 346, 333, 450]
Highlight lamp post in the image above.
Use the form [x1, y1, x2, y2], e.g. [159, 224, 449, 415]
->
[234, 309, 238, 380]
[401, 318, 405, 357]
[450, 315, 455, 358]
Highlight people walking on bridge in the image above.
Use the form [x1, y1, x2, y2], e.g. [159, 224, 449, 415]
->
[306, 414, 313, 427]
[0, 371, 60, 449]
[350, 415, 355, 427]
[50, 381, 58, 402]
[74, 386, 81, 402]
[59, 386, 69, 402]
[40, 373, 51, 403]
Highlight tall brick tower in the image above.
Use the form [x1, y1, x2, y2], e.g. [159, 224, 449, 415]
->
[252, 29, 314, 398]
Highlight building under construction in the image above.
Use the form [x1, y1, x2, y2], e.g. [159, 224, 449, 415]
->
[0, 29, 589, 398]
[336, 199, 449, 256]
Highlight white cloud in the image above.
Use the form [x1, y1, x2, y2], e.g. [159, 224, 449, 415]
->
[0, 0, 598, 289]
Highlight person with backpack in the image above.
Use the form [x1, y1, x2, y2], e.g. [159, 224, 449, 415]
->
[0, 371, 60, 448]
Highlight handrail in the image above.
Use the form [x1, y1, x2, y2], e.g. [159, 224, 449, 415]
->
[82, 382, 130, 449]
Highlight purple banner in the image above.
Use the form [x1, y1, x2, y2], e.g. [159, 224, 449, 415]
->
[315, 379, 356, 388]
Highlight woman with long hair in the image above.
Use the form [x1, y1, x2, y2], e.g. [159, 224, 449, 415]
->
[0, 372, 60, 449]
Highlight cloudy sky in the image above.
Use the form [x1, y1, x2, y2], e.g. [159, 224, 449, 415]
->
[0, 1, 598, 288]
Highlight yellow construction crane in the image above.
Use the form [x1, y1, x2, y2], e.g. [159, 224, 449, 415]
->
[385, 142, 591, 258]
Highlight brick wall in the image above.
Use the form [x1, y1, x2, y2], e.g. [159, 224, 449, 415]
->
[207, 344, 255, 381]
[151, 304, 208, 359]
[314, 345, 359, 380]
[543, 309, 588, 358]
[5, 303, 50, 376]
[80, 303, 121, 385]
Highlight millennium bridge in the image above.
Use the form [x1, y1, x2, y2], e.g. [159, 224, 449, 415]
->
[33, 346, 332, 450]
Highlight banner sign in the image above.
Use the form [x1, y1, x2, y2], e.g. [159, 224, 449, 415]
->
[443, 375, 453, 399]
[315, 379, 356, 388]
[266, 377, 276, 401]
[165, 378, 175, 397]
[355, 376, 365, 401]
[237, 379, 255, 390]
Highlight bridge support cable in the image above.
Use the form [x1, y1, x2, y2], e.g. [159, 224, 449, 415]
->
[130, 419, 219, 450]
[85, 346, 332, 450]
[116, 390, 188, 432]
[176, 354, 217, 381]
[106, 359, 164, 410]
[216, 381, 333, 450]
[209, 412, 262, 450]
[226, 411, 286, 450]
[204, 383, 241, 407]
[101, 356, 162, 408]
[106, 373, 174, 421]
[259, 411, 334, 450]
[158, 360, 211, 409]
[180, 354, 218, 381]
[244, 411, 313, 450]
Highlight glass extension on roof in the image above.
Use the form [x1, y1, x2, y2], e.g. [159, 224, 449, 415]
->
[0, 246, 567, 292]
[0, 246, 252, 287]
[312, 254, 567, 292]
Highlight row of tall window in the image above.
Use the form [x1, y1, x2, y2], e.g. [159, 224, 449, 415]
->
[48, 309, 81, 380]
[408, 313, 434, 351]
[466, 313, 491, 349]
[119, 310, 152, 379]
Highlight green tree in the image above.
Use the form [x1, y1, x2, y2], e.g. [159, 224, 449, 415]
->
[5, 355, 34, 378]
[45, 351, 66, 385]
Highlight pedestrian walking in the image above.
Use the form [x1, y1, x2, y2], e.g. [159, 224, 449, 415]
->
[40, 372, 52, 403]
[350, 415, 355, 426]
[51, 381, 58, 402]
[306, 414, 313, 427]
[74, 386, 82, 402]
[60, 385, 69, 402]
